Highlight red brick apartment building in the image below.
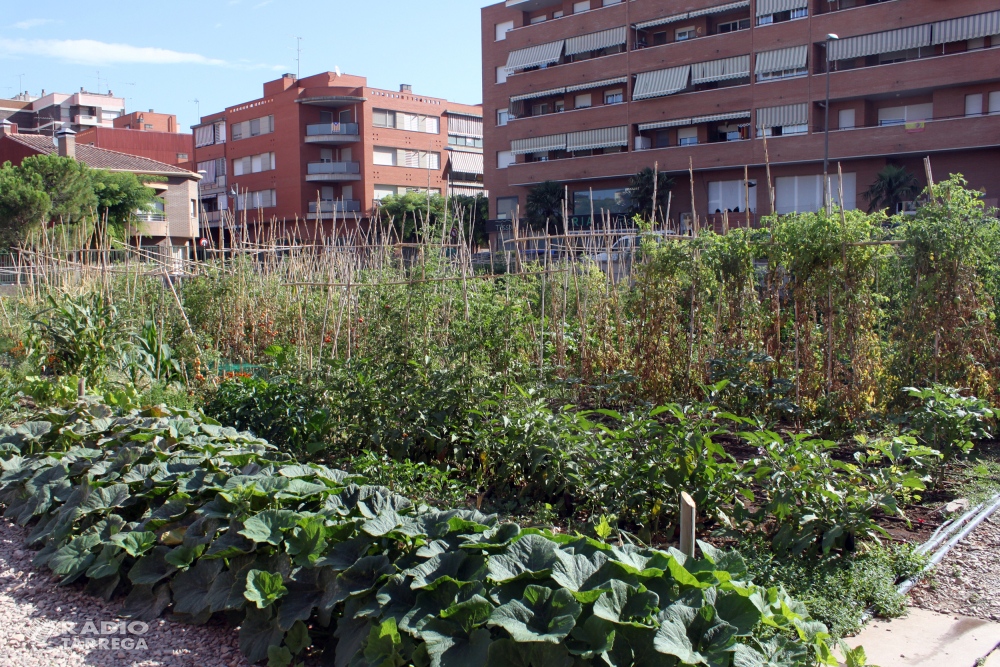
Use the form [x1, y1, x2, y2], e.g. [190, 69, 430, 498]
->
[191, 72, 485, 236]
[77, 111, 194, 168]
[482, 0, 1000, 238]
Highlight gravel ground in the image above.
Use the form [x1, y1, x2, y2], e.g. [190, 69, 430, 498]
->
[0, 517, 251, 667]
[909, 513, 1000, 621]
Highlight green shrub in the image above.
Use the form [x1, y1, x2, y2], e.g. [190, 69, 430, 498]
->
[0, 402, 838, 666]
[903, 385, 993, 472]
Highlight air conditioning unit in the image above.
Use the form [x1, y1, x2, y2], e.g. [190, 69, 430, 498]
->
[634, 136, 652, 150]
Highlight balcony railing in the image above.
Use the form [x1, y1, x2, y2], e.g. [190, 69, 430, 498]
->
[74, 115, 99, 125]
[307, 161, 360, 175]
[202, 211, 222, 223]
[306, 122, 359, 137]
[308, 200, 362, 214]
[133, 212, 167, 223]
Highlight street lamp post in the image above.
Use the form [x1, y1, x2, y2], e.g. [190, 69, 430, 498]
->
[822, 34, 840, 212]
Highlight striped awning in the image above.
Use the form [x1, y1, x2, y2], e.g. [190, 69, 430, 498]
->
[633, 65, 691, 100]
[827, 25, 932, 60]
[565, 26, 627, 57]
[566, 76, 628, 93]
[755, 0, 807, 17]
[691, 55, 750, 84]
[448, 151, 484, 175]
[566, 126, 628, 152]
[638, 110, 750, 131]
[450, 185, 486, 197]
[447, 114, 483, 137]
[754, 44, 808, 74]
[931, 11, 1000, 44]
[505, 40, 565, 72]
[510, 133, 566, 155]
[756, 103, 808, 128]
[635, 1, 749, 30]
[510, 86, 567, 102]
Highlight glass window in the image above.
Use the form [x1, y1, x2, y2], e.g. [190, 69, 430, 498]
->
[495, 20, 514, 41]
[652, 31, 667, 45]
[677, 127, 698, 145]
[497, 109, 509, 126]
[604, 89, 623, 104]
[655, 129, 670, 147]
[675, 27, 695, 41]
[496, 196, 519, 219]
[573, 0, 590, 13]
[575, 93, 592, 109]
[572, 188, 630, 215]
[966, 94, 984, 117]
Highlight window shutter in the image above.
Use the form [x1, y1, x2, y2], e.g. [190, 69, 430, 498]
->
[233, 158, 244, 176]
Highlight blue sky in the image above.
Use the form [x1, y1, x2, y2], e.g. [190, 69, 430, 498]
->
[1, 0, 487, 130]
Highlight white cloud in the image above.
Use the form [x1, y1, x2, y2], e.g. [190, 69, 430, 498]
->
[0, 38, 280, 69]
[11, 18, 53, 29]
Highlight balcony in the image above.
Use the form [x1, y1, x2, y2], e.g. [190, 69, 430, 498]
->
[74, 115, 99, 126]
[306, 200, 362, 220]
[305, 122, 360, 144]
[133, 212, 167, 224]
[199, 176, 227, 194]
[305, 161, 361, 182]
[202, 210, 223, 225]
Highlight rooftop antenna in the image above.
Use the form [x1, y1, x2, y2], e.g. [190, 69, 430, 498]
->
[94, 70, 107, 94]
[194, 98, 201, 119]
[122, 82, 136, 112]
[17, 74, 25, 95]
[290, 36, 303, 79]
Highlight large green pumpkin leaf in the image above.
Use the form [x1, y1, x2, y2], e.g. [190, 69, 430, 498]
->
[487, 534, 559, 582]
[240, 509, 301, 545]
[129, 546, 179, 585]
[593, 580, 660, 628]
[79, 483, 130, 515]
[716, 592, 762, 636]
[419, 621, 492, 667]
[488, 585, 581, 643]
[120, 582, 172, 621]
[205, 553, 257, 612]
[285, 515, 328, 566]
[245, 569, 288, 608]
[240, 605, 285, 664]
[408, 551, 486, 590]
[485, 638, 575, 667]
[171, 557, 224, 615]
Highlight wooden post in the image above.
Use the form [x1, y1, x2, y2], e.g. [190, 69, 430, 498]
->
[77, 377, 86, 400]
[679, 492, 696, 558]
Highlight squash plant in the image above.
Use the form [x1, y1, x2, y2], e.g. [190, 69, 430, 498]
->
[0, 402, 837, 666]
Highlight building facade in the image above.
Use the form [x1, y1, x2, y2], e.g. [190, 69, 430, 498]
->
[77, 125, 194, 168]
[1, 89, 125, 136]
[0, 122, 201, 246]
[482, 0, 1000, 237]
[191, 72, 485, 236]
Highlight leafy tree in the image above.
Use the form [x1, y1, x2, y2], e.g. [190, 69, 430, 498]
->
[628, 167, 675, 220]
[450, 193, 490, 249]
[526, 180, 563, 229]
[376, 191, 446, 242]
[91, 171, 163, 240]
[0, 161, 51, 246]
[862, 164, 921, 213]
[19, 154, 96, 224]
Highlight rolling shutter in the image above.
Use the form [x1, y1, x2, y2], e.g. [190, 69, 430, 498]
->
[448, 151, 484, 175]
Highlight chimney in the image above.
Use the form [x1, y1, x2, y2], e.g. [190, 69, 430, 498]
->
[0, 119, 16, 136]
[400, 84, 412, 93]
[56, 128, 76, 159]
[149, 109, 154, 113]
[41, 89, 45, 96]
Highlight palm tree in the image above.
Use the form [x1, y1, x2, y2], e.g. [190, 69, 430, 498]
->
[862, 165, 921, 213]
[526, 180, 564, 229]
[628, 167, 675, 221]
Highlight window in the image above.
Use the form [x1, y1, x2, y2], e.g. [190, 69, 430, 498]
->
[602, 0, 621, 5]
[531, 103, 550, 116]
[652, 31, 668, 45]
[555, 100, 565, 112]
[775, 174, 855, 214]
[757, 68, 808, 82]
[373, 109, 396, 128]
[675, 27, 695, 41]
[529, 152, 550, 162]
[496, 67, 508, 84]
[965, 94, 984, 117]
[553, 10, 563, 17]
[878, 48, 920, 64]
[655, 129, 670, 148]
[425, 116, 440, 134]
[236, 189, 276, 210]
[374, 185, 398, 200]
[448, 135, 483, 147]
[573, 1, 589, 13]
[231, 115, 273, 141]
[967, 37, 985, 49]
[191, 199, 197, 217]
[717, 18, 750, 33]
[530, 15, 546, 24]
[495, 20, 514, 41]
[177, 153, 188, 161]
[761, 124, 807, 137]
[604, 89, 623, 104]
[497, 109, 509, 126]
[232, 152, 274, 175]
[143, 124, 154, 130]
[758, 8, 806, 25]
[677, 127, 698, 146]
[497, 150, 515, 169]
[878, 103, 932, 126]
[708, 180, 757, 213]
[496, 196, 519, 219]
[373, 147, 397, 166]
[575, 93, 592, 109]
[990, 91, 1000, 114]
[572, 188, 630, 215]
[838, 108, 856, 130]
